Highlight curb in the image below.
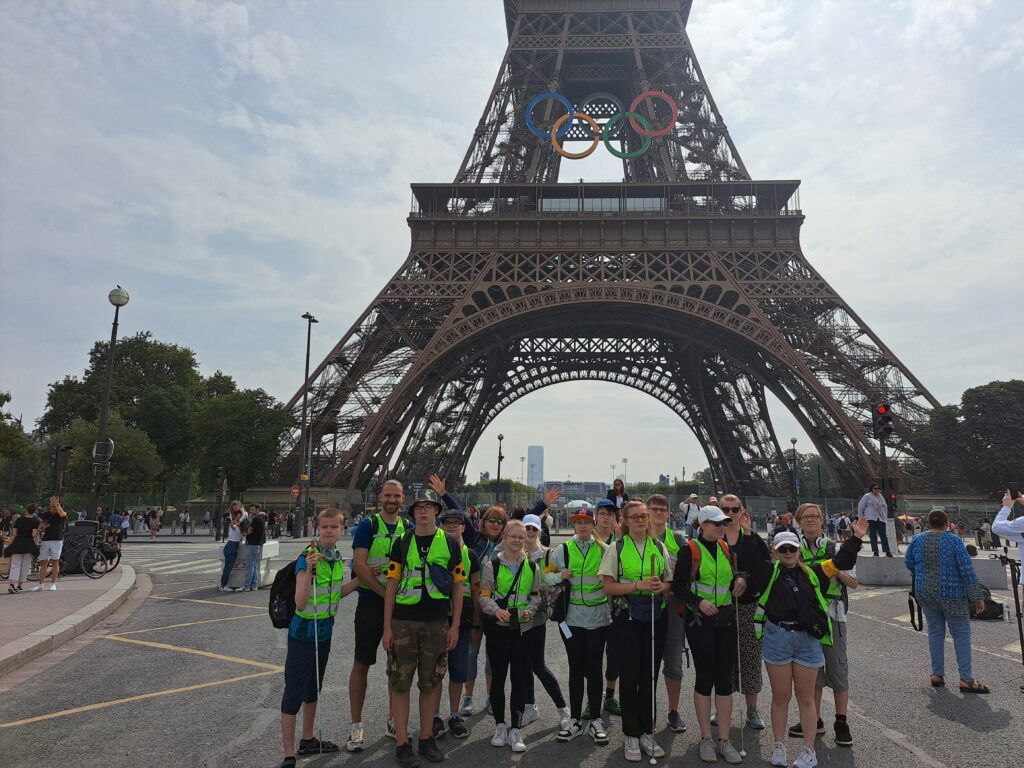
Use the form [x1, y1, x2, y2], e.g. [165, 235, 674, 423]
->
[0, 565, 137, 677]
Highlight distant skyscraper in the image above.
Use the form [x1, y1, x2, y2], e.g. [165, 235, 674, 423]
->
[527, 445, 544, 488]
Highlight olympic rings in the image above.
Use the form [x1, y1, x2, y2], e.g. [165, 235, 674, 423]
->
[526, 91, 677, 158]
[550, 112, 601, 159]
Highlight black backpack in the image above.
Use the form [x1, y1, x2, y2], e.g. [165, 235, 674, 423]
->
[969, 585, 1004, 621]
[268, 558, 299, 628]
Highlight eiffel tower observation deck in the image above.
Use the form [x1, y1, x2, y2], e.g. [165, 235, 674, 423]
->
[276, 0, 937, 503]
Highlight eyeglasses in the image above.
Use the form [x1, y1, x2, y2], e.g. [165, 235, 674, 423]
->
[441, 519, 464, 525]
[485, 518, 506, 524]
[648, 506, 669, 514]
[776, 546, 799, 554]
[708, 520, 728, 527]
[721, 506, 742, 513]
[627, 514, 649, 522]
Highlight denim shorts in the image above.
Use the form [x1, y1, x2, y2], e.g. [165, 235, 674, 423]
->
[761, 620, 825, 668]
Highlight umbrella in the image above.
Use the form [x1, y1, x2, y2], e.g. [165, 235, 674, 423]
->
[897, 514, 916, 522]
[564, 499, 592, 510]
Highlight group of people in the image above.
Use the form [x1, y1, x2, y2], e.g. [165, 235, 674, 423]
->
[2, 497, 68, 593]
[275, 480, 883, 768]
[218, 501, 269, 592]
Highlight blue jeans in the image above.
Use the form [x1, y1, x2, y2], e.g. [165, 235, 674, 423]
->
[868, 519, 891, 555]
[220, 540, 239, 587]
[244, 544, 263, 589]
[922, 605, 972, 680]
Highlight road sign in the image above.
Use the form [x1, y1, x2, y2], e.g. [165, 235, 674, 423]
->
[92, 461, 111, 475]
[93, 438, 115, 460]
[290, 483, 300, 497]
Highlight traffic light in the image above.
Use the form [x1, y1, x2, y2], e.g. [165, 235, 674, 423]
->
[871, 403, 894, 439]
[888, 491, 898, 513]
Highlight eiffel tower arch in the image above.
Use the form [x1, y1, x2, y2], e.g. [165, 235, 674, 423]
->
[277, 0, 938, 499]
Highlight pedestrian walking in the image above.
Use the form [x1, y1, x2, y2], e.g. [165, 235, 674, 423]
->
[34, 497, 67, 591]
[904, 509, 990, 693]
[218, 509, 244, 591]
[857, 484, 892, 556]
[756, 518, 868, 768]
[599, 499, 671, 762]
[5, 504, 40, 593]
[243, 504, 266, 590]
[383, 489, 464, 767]
[277, 507, 359, 768]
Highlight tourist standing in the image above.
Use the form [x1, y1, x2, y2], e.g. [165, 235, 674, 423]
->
[5, 504, 40, 593]
[243, 504, 266, 590]
[34, 497, 67, 591]
[592, 498, 621, 716]
[218, 509, 244, 591]
[857, 484, 891, 557]
[681, 493, 701, 539]
[607, 478, 629, 512]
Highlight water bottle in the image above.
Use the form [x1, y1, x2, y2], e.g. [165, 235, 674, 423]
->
[1004, 603, 1012, 623]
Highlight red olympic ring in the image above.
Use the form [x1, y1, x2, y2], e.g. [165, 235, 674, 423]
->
[629, 90, 679, 137]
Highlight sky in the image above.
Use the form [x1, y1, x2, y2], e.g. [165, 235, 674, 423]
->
[1, 0, 1022, 487]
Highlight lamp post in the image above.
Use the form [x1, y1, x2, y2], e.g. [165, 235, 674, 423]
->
[621, 457, 628, 486]
[520, 456, 525, 483]
[496, 434, 505, 501]
[88, 286, 129, 517]
[790, 437, 799, 502]
[296, 312, 318, 538]
[610, 464, 616, 483]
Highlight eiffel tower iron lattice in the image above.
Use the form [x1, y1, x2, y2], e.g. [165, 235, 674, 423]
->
[276, 0, 937, 499]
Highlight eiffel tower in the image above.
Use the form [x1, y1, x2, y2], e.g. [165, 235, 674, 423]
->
[277, 0, 937, 501]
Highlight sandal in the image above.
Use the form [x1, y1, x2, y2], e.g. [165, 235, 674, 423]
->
[959, 679, 990, 694]
[297, 737, 340, 755]
[929, 675, 945, 687]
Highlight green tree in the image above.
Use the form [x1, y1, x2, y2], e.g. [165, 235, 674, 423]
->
[194, 389, 293, 493]
[52, 413, 164, 493]
[1, 392, 48, 505]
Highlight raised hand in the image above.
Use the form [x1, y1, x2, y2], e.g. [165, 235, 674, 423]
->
[428, 474, 446, 497]
[852, 516, 869, 539]
[543, 486, 561, 506]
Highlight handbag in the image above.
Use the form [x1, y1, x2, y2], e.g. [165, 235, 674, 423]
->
[543, 544, 571, 623]
[489, 558, 527, 626]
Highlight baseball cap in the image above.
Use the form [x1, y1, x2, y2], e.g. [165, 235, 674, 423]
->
[570, 507, 596, 522]
[438, 508, 466, 525]
[773, 531, 800, 550]
[708, 496, 719, 505]
[687, 493, 699, 500]
[595, 498, 617, 510]
[698, 505, 729, 524]
[523, 513, 543, 530]
[408, 489, 444, 515]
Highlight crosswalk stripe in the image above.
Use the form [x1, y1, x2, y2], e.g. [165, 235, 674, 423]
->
[153, 563, 221, 575]
[146, 561, 219, 573]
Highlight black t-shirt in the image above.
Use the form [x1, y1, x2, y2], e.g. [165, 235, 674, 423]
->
[8, 515, 39, 554]
[246, 515, 266, 545]
[389, 530, 462, 622]
[40, 511, 65, 541]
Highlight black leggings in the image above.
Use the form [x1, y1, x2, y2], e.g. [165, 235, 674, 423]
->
[561, 625, 608, 720]
[684, 613, 737, 696]
[525, 623, 566, 709]
[614, 613, 667, 737]
[485, 622, 531, 727]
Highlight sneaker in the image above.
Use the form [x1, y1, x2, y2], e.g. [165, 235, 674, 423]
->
[387, 719, 397, 739]
[432, 715, 447, 740]
[587, 717, 609, 745]
[32, 584, 44, 591]
[793, 746, 818, 768]
[417, 737, 445, 763]
[278, 758, 296, 768]
[718, 739, 742, 765]
[787, 719, 824, 738]
[769, 741, 787, 767]
[508, 728, 526, 753]
[7, 585, 15, 594]
[667, 709, 687, 733]
[447, 715, 468, 739]
[490, 723, 507, 747]
[297, 737, 339, 755]
[639, 734, 664, 758]
[603, 696, 622, 716]
[624, 736, 642, 762]
[699, 736, 718, 763]
[521, 703, 540, 726]
[833, 719, 852, 747]
[396, 741, 420, 768]
[346, 724, 365, 753]
[556, 718, 584, 742]
[47, 583, 56, 591]
[458, 694, 474, 716]
[558, 706, 571, 732]
[746, 708, 766, 730]
[217, 585, 229, 592]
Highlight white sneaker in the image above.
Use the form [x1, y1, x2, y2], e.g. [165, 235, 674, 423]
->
[491, 723, 508, 747]
[556, 718, 584, 742]
[640, 734, 665, 758]
[624, 736, 642, 762]
[32, 584, 44, 591]
[588, 717, 609, 745]
[521, 703, 540, 726]
[558, 706, 571, 732]
[793, 747, 817, 768]
[346, 723, 365, 753]
[508, 727, 526, 752]
[770, 741, 787, 767]
[47, 583, 57, 591]
[386, 718, 396, 739]
[459, 694, 474, 716]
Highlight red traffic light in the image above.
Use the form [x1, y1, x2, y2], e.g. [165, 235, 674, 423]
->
[876, 405, 888, 415]
[889, 493, 897, 500]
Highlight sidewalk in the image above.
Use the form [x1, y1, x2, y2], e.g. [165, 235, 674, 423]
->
[0, 565, 136, 676]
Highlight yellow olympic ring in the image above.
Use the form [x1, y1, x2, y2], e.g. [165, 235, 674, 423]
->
[549, 112, 601, 159]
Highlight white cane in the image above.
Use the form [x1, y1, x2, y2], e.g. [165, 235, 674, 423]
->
[733, 593, 747, 758]
[310, 544, 324, 758]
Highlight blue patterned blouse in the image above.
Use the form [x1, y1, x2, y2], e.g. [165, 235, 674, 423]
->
[904, 531, 983, 615]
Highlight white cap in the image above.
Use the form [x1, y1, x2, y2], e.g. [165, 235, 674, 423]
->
[773, 531, 800, 550]
[698, 505, 728, 524]
[523, 514, 543, 530]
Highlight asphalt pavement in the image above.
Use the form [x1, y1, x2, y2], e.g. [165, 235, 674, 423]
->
[0, 537, 1020, 768]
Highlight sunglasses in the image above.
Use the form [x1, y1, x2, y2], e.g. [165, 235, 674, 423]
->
[485, 518, 506, 524]
[525, 526, 540, 532]
[776, 546, 799, 554]
[707, 520, 728, 527]
[721, 506, 742, 513]
[627, 514, 649, 522]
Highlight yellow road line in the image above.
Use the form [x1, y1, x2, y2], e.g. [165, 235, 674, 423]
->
[111, 613, 265, 636]
[103, 635, 283, 671]
[0, 671, 278, 729]
[147, 595, 255, 609]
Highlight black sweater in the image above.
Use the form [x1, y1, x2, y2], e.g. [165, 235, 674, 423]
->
[759, 536, 862, 624]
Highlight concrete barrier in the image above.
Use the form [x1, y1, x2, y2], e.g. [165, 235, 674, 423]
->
[218, 540, 280, 589]
[858, 553, 1011, 590]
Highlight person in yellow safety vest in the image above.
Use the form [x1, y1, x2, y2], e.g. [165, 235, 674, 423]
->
[278, 508, 360, 768]
[592, 499, 623, 717]
[347, 479, 408, 753]
[792, 503, 858, 748]
[671, 505, 749, 764]
[755, 517, 868, 768]
[599, 500, 672, 763]
[479, 519, 543, 754]
[383, 489, 465, 768]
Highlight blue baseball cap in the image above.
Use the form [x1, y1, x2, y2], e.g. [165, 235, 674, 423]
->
[595, 499, 617, 510]
[438, 508, 466, 525]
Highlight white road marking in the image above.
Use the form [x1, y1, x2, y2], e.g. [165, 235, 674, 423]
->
[849, 704, 949, 768]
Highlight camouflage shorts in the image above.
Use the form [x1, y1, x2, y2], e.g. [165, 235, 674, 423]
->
[387, 619, 449, 694]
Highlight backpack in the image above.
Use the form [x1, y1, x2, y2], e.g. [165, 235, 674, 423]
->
[268, 558, 299, 628]
[542, 543, 571, 623]
[969, 585, 1004, 621]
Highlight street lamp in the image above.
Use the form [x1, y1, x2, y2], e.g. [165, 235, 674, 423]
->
[621, 457, 628, 485]
[610, 464, 616, 483]
[520, 455, 525, 483]
[790, 437, 799, 502]
[87, 286, 129, 518]
[296, 312, 318, 538]
[496, 434, 505, 501]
